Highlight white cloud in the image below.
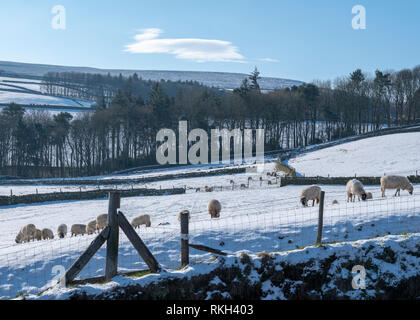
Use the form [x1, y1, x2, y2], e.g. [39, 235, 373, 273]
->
[124, 28, 245, 63]
[258, 58, 279, 63]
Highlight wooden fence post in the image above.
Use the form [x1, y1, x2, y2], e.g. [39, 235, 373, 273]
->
[105, 191, 120, 281]
[180, 210, 189, 267]
[316, 191, 325, 245]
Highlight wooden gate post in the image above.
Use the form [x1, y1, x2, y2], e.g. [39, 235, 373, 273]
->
[105, 191, 120, 281]
[180, 210, 189, 267]
[316, 191, 325, 245]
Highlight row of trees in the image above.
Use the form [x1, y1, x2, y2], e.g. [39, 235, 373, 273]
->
[1, 65, 419, 177]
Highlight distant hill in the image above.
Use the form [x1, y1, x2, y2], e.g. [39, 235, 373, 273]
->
[0, 60, 303, 91]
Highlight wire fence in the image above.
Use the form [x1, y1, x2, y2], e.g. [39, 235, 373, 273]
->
[0, 189, 419, 299]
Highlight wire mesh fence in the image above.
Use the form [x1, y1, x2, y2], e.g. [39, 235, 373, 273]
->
[0, 188, 419, 299]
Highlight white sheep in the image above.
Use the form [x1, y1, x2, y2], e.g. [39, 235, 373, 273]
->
[57, 224, 67, 239]
[86, 220, 97, 235]
[131, 214, 151, 228]
[178, 210, 191, 222]
[71, 224, 86, 237]
[207, 199, 221, 218]
[96, 214, 108, 231]
[346, 179, 367, 202]
[35, 229, 42, 241]
[42, 228, 54, 240]
[380, 175, 414, 197]
[300, 185, 322, 207]
[15, 224, 37, 243]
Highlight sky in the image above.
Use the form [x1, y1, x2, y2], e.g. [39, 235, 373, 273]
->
[0, 0, 419, 82]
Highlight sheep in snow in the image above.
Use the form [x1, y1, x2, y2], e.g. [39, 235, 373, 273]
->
[57, 224, 67, 239]
[380, 175, 414, 197]
[131, 214, 151, 228]
[42, 228, 54, 240]
[96, 214, 108, 231]
[178, 210, 190, 222]
[35, 229, 42, 241]
[86, 220, 97, 235]
[71, 224, 86, 237]
[207, 199, 222, 218]
[366, 192, 373, 200]
[15, 224, 37, 243]
[300, 185, 322, 207]
[346, 179, 367, 202]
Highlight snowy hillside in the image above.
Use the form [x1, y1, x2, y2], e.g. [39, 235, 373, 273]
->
[0, 60, 303, 91]
[288, 132, 420, 177]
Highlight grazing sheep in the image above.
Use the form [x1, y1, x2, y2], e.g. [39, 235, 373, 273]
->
[300, 185, 322, 207]
[240, 183, 247, 189]
[35, 229, 42, 241]
[15, 224, 37, 243]
[131, 214, 151, 228]
[366, 192, 373, 200]
[207, 199, 222, 218]
[380, 175, 414, 197]
[332, 200, 339, 205]
[57, 224, 67, 239]
[42, 228, 54, 240]
[86, 220, 97, 235]
[71, 224, 86, 237]
[96, 214, 108, 231]
[178, 210, 190, 222]
[346, 179, 367, 202]
[195, 187, 200, 192]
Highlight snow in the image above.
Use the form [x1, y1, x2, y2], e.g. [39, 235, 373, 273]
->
[0, 91, 85, 107]
[288, 132, 420, 177]
[0, 182, 419, 299]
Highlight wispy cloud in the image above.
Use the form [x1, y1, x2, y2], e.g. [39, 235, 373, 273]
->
[124, 28, 245, 63]
[258, 58, 279, 63]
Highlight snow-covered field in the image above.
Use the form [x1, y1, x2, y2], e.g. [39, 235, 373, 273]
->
[0, 183, 419, 299]
[288, 132, 420, 177]
[1, 131, 419, 300]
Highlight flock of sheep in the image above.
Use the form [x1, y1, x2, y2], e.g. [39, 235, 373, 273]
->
[299, 174, 414, 207]
[14, 199, 223, 244]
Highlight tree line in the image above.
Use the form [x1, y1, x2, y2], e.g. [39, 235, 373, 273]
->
[1, 65, 419, 178]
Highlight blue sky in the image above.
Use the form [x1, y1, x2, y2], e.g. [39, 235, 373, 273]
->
[0, 0, 419, 82]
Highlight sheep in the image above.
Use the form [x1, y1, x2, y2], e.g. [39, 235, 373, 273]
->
[41, 228, 54, 240]
[131, 214, 151, 228]
[346, 179, 367, 202]
[380, 175, 414, 197]
[204, 186, 214, 192]
[300, 185, 322, 207]
[207, 199, 222, 218]
[96, 214, 108, 231]
[71, 224, 86, 237]
[86, 220, 97, 235]
[15, 224, 37, 243]
[366, 192, 373, 200]
[178, 210, 190, 222]
[57, 224, 67, 239]
[332, 200, 339, 205]
[35, 229, 42, 241]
